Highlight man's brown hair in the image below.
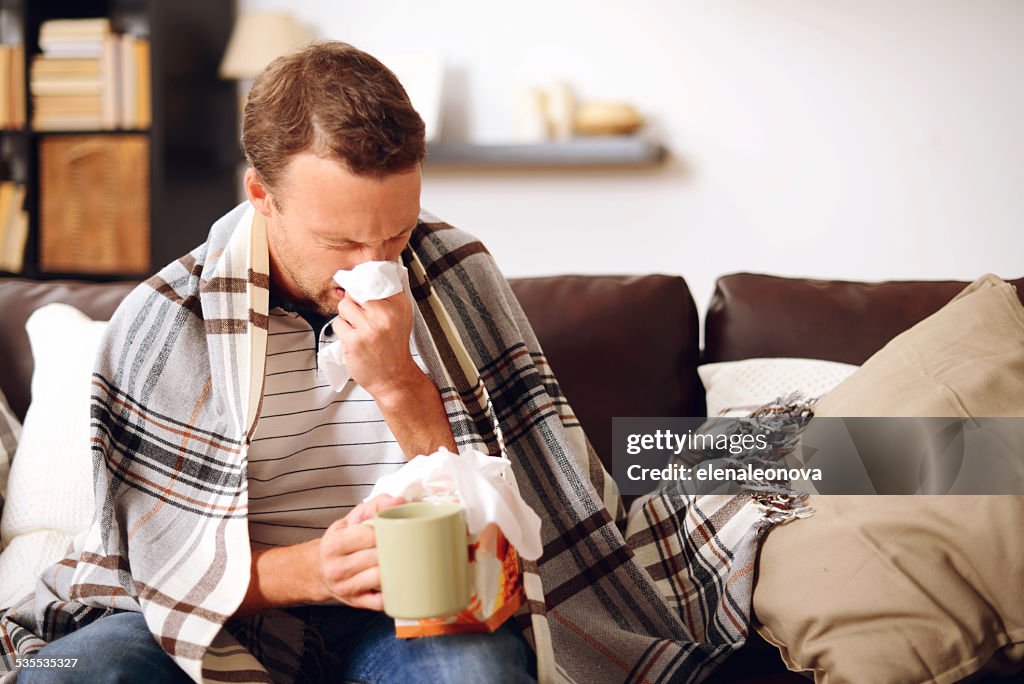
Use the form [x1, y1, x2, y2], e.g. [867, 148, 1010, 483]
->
[241, 41, 426, 190]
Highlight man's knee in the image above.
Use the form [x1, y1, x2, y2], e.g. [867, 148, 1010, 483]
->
[18, 611, 190, 684]
[391, 622, 536, 684]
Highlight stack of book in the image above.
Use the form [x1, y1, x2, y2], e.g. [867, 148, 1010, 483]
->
[0, 180, 28, 272]
[0, 44, 27, 129]
[31, 18, 151, 131]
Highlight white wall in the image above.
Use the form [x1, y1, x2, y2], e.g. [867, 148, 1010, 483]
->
[241, 0, 1024, 314]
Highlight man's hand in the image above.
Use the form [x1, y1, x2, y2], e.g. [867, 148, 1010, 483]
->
[333, 287, 457, 460]
[316, 494, 405, 611]
[233, 495, 406, 618]
[334, 292, 420, 400]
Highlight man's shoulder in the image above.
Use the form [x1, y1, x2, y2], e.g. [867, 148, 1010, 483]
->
[412, 211, 492, 263]
[108, 247, 205, 328]
[122, 202, 252, 322]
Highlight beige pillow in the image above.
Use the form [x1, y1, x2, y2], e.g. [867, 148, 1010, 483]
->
[754, 274, 1024, 684]
[811, 273, 1024, 418]
[0, 388, 21, 541]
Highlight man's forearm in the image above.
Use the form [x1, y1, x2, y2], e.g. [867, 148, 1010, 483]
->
[375, 364, 458, 459]
[234, 539, 329, 617]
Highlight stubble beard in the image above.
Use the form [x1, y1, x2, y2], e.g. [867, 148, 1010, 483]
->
[296, 273, 338, 317]
[272, 214, 339, 318]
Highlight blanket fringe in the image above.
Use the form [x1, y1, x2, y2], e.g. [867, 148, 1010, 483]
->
[753, 493, 814, 524]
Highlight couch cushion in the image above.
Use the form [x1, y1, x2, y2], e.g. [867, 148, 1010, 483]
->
[704, 273, 1024, 365]
[0, 304, 106, 609]
[0, 389, 19, 528]
[0, 278, 137, 421]
[698, 357, 857, 417]
[508, 275, 700, 476]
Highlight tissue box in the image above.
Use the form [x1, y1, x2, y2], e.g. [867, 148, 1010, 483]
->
[395, 520, 523, 638]
[366, 447, 541, 638]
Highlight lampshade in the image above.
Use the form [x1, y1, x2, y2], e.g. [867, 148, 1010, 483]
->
[219, 12, 310, 79]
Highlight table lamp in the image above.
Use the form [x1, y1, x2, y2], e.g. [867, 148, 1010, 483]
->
[220, 11, 309, 80]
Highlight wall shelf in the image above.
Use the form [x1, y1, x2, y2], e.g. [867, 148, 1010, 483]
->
[425, 136, 667, 169]
[1, 129, 153, 137]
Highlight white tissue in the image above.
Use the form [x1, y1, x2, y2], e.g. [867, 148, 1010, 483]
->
[333, 261, 406, 303]
[317, 344, 351, 392]
[365, 448, 544, 561]
[317, 261, 409, 391]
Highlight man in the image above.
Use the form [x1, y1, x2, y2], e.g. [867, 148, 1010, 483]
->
[2, 41, 776, 684]
[11, 41, 534, 683]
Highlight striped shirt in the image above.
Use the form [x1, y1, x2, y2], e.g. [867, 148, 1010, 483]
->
[247, 303, 426, 548]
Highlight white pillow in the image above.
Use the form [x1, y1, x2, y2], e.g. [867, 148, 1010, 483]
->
[0, 389, 21, 536]
[0, 304, 107, 609]
[698, 357, 858, 417]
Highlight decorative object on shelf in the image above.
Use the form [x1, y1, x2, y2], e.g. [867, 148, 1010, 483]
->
[38, 135, 149, 274]
[574, 102, 645, 136]
[545, 81, 576, 140]
[513, 82, 576, 142]
[513, 87, 550, 143]
[510, 84, 647, 142]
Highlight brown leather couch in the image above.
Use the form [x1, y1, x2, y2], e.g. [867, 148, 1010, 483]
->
[2, 272, 1022, 683]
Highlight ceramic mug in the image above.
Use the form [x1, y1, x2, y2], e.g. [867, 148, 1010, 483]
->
[367, 501, 470, 619]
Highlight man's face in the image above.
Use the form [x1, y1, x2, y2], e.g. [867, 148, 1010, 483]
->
[250, 154, 422, 317]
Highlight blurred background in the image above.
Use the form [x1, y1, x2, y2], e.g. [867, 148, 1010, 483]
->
[2, 0, 1022, 316]
[271, 0, 1023, 314]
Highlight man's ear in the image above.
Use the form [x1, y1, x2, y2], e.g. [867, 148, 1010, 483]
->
[244, 168, 276, 217]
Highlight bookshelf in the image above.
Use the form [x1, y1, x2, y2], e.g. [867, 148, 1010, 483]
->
[0, 0, 238, 280]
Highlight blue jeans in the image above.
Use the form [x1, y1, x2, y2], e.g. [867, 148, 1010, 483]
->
[19, 607, 536, 683]
[17, 611, 191, 684]
[294, 604, 536, 683]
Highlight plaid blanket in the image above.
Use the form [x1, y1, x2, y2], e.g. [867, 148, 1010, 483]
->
[0, 203, 808, 683]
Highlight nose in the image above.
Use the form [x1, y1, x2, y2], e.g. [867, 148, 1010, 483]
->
[362, 245, 391, 262]
[360, 239, 398, 263]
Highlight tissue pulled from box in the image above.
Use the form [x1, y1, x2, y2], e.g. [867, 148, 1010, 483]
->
[318, 261, 409, 391]
[366, 448, 543, 560]
[333, 261, 407, 303]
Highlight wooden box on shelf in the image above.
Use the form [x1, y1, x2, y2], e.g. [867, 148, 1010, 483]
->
[38, 133, 149, 274]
